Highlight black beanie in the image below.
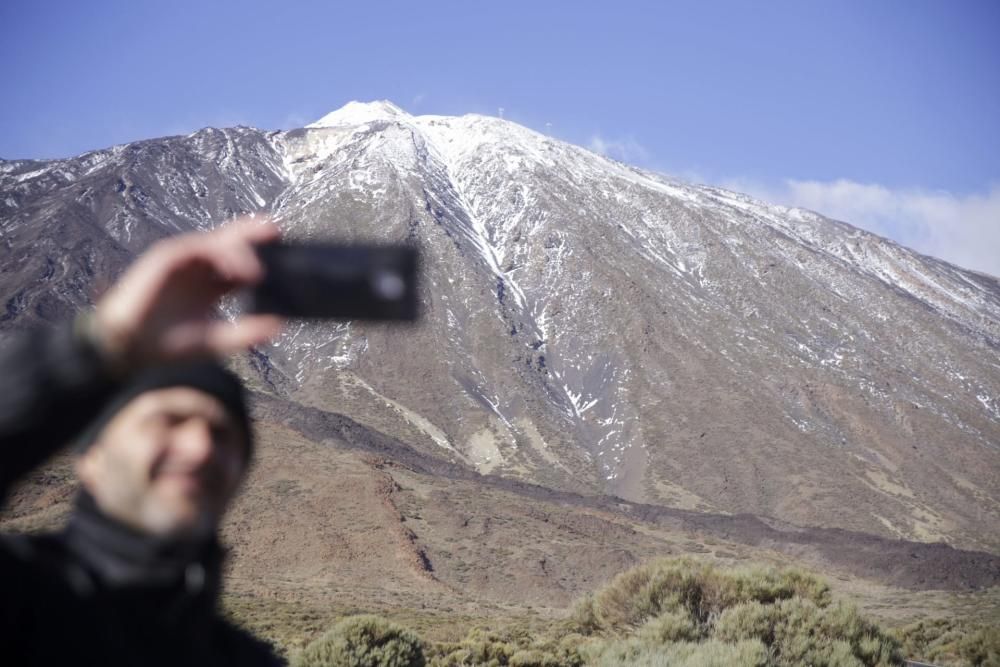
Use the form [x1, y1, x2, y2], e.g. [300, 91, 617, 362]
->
[76, 361, 252, 460]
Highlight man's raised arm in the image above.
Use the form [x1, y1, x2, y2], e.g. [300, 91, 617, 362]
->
[0, 218, 283, 501]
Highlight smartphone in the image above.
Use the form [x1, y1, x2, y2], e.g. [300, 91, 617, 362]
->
[247, 243, 419, 320]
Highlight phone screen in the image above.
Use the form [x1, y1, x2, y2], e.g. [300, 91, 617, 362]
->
[248, 244, 419, 320]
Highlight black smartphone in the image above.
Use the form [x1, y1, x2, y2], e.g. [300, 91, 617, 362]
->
[247, 243, 419, 320]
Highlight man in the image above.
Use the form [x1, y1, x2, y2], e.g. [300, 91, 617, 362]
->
[0, 220, 286, 665]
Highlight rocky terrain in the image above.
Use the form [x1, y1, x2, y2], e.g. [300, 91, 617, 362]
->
[4, 396, 997, 653]
[1, 101, 998, 635]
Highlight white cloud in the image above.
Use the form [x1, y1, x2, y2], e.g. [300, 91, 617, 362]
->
[726, 178, 1000, 278]
[588, 134, 649, 165]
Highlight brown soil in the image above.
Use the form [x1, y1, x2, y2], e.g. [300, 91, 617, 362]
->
[250, 392, 1000, 593]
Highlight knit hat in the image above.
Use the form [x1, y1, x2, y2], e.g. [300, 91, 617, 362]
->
[76, 361, 252, 461]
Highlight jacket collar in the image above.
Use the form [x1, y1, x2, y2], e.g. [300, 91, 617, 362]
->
[63, 491, 223, 597]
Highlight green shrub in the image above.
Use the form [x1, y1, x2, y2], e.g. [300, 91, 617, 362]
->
[773, 598, 898, 666]
[960, 625, 1000, 667]
[699, 563, 831, 612]
[713, 600, 776, 644]
[893, 618, 960, 661]
[508, 648, 562, 666]
[424, 626, 588, 667]
[577, 637, 647, 666]
[584, 637, 770, 667]
[425, 628, 515, 666]
[894, 619, 1000, 667]
[518, 634, 588, 667]
[714, 597, 900, 666]
[637, 608, 701, 643]
[568, 594, 601, 637]
[661, 639, 771, 667]
[564, 557, 901, 666]
[292, 614, 425, 667]
[294, 558, 912, 667]
[572, 558, 705, 634]
[568, 557, 831, 636]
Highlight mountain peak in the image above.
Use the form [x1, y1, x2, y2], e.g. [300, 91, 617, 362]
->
[307, 100, 410, 129]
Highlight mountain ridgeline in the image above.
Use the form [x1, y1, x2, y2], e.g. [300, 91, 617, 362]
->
[2, 100, 998, 558]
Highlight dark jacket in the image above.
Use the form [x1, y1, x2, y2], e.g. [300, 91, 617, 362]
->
[0, 323, 281, 666]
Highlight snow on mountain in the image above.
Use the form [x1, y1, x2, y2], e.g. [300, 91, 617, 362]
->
[307, 100, 411, 129]
[1, 101, 998, 554]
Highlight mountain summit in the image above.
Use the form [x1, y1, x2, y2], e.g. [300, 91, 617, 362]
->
[1, 101, 998, 556]
[307, 100, 411, 128]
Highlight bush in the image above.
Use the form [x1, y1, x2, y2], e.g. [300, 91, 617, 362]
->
[660, 639, 771, 667]
[292, 615, 425, 667]
[893, 619, 1000, 667]
[566, 557, 900, 666]
[584, 637, 770, 667]
[508, 648, 563, 666]
[699, 563, 831, 611]
[424, 626, 588, 667]
[569, 557, 831, 636]
[295, 558, 910, 667]
[425, 628, 516, 666]
[637, 609, 700, 643]
[714, 597, 900, 666]
[959, 625, 1000, 667]
[713, 600, 776, 644]
[579, 559, 701, 633]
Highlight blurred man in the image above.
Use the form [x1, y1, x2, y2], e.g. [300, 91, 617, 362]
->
[0, 220, 285, 665]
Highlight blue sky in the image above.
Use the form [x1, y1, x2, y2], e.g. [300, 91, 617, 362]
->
[2, 0, 999, 274]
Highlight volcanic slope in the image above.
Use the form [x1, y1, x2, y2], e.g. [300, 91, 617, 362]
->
[4, 395, 998, 654]
[1, 100, 998, 556]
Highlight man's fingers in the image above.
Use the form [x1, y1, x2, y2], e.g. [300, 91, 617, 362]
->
[136, 218, 280, 289]
[160, 220, 277, 288]
[223, 217, 281, 244]
[199, 218, 280, 284]
[94, 218, 284, 369]
[157, 316, 283, 361]
[218, 219, 281, 282]
[202, 236, 266, 286]
[203, 316, 285, 355]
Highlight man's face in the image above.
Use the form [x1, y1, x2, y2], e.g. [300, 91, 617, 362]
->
[76, 387, 247, 539]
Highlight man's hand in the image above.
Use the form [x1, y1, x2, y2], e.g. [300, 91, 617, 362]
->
[92, 218, 284, 372]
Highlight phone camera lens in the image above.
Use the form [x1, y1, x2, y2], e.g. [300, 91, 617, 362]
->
[372, 270, 406, 301]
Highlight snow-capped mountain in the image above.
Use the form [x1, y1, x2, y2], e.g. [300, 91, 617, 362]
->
[2, 101, 998, 553]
